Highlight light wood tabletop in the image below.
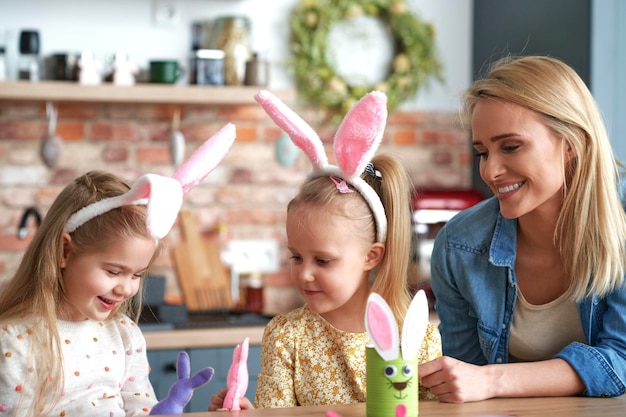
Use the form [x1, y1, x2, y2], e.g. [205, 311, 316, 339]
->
[157, 395, 626, 417]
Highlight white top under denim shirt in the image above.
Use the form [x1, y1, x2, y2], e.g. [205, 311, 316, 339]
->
[430, 196, 626, 398]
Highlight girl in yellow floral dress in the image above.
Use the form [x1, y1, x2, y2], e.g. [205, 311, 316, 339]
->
[209, 90, 441, 410]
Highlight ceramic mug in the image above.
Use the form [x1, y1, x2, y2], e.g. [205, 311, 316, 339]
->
[149, 60, 183, 84]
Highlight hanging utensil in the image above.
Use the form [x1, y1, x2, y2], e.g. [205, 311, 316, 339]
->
[170, 108, 185, 166]
[40, 101, 63, 168]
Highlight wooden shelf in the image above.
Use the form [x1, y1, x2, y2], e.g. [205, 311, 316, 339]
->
[0, 80, 295, 105]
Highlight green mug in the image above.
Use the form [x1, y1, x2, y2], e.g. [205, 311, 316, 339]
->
[149, 60, 183, 84]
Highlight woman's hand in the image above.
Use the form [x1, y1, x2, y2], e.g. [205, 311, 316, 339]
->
[208, 388, 254, 411]
[418, 356, 497, 403]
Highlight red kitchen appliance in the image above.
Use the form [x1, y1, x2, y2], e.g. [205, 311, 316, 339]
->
[411, 189, 484, 307]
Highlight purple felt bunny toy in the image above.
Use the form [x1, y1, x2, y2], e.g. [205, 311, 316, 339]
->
[149, 351, 214, 415]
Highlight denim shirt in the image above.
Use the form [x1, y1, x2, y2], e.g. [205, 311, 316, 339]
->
[430, 196, 626, 397]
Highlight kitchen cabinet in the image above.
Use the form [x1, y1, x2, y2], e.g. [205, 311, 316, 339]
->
[148, 345, 262, 413]
[0, 80, 295, 105]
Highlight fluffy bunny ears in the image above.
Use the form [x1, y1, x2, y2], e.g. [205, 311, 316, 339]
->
[65, 123, 236, 239]
[254, 90, 388, 242]
[365, 290, 429, 362]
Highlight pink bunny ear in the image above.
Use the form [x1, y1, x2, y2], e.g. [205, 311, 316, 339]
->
[255, 89, 388, 243]
[65, 123, 236, 239]
[65, 173, 183, 239]
[254, 90, 328, 170]
[173, 123, 236, 193]
[334, 91, 387, 179]
[365, 292, 399, 362]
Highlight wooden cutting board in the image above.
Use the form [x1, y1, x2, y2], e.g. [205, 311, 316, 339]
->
[171, 210, 233, 311]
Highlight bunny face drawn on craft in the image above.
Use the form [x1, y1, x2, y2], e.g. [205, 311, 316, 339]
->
[365, 290, 429, 404]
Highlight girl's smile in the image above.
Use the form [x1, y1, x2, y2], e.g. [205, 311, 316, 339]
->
[60, 235, 157, 321]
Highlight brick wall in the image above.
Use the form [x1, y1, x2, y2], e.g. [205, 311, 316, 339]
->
[0, 99, 472, 314]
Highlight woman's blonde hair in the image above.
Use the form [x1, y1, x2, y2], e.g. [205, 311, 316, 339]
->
[465, 55, 626, 300]
[287, 154, 413, 326]
[0, 170, 158, 416]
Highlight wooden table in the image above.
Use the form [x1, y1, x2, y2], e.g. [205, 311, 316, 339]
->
[158, 395, 626, 416]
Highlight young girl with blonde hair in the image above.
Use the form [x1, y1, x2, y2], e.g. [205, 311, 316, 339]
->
[210, 90, 441, 410]
[0, 125, 235, 416]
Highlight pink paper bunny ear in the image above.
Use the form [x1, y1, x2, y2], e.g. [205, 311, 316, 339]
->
[254, 90, 328, 170]
[334, 91, 387, 179]
[365, 292, 399, 362]
[65, 123, 236, 239]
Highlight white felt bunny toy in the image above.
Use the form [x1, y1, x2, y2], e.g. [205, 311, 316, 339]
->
[364, 290, 429, 417]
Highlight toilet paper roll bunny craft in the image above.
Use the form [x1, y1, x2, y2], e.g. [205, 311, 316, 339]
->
[364, 290, 430, 417]
[254, 89, 388, 243]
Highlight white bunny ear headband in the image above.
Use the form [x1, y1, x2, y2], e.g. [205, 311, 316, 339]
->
[64, 123, 236, 239]
[365, 290, 430, 362]
[254, 90, 388, 242]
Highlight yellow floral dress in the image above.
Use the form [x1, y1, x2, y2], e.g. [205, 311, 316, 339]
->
[254, 304, 441, 408]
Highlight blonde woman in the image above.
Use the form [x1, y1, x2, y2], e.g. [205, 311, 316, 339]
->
[420, 56, 626, 402]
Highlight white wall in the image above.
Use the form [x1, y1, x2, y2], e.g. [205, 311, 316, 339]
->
[0, 0, 472, 111]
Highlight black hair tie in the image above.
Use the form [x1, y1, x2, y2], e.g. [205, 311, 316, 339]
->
[365, 162, 382, 180]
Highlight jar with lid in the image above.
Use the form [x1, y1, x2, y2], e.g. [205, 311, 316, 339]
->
[189, 49, 224, 85]
[207, 16, 251, 86]
[240, 271, 264, 313]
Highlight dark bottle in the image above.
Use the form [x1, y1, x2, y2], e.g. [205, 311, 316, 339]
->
[18, 30, 40, 81]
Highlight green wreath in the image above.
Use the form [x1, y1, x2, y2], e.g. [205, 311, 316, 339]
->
[290, 0, 443, 117]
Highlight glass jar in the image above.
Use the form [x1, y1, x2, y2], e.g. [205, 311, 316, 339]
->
[189, 49, 224, 85]
[238, 271, 264, 313]
[207, 16, 251, 86]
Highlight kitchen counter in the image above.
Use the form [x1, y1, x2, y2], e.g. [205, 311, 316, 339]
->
[143, 325, 265, 350]
[142, 311, 439, 350]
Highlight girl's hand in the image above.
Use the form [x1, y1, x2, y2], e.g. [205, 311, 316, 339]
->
[208, 388, 254, 411]
[418, 356, 496, 403]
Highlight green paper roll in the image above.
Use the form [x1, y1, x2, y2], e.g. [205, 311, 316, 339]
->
[366, 346, 418, 417]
